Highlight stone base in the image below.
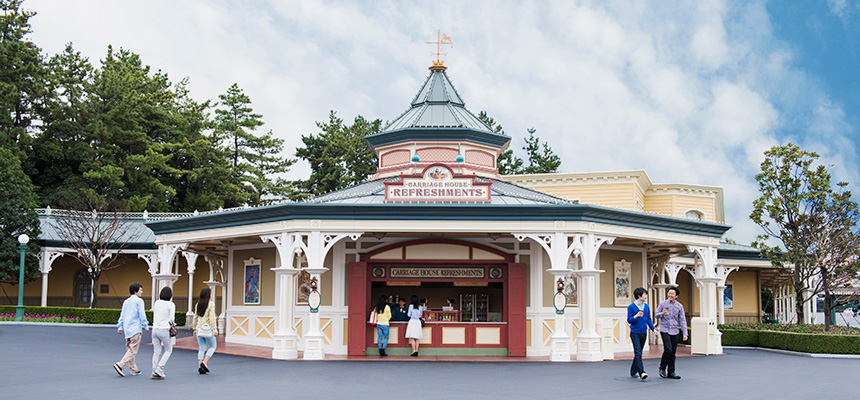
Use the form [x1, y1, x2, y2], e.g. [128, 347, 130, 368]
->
[549, 335, 572, 362]
[576, 335, 603, 362]
[272, 333, 299, 360]
[303, 333, 325, 360]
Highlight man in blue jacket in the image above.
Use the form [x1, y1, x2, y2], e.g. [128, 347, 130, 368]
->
[627, 287, 655, 380]
[113, 282, 149, 377]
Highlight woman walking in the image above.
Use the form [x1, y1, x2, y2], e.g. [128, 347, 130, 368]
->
[404, 295, 424, 356]
[151, 286, 175, 379]
[193, 287, 218, 374]
[374, 295, 392, 356]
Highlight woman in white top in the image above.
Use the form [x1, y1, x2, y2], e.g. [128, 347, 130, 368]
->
[151, 286, 175, 379]
[404, 295, 424, 356]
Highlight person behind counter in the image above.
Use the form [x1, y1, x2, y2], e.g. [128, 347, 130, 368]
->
[405, 295, 424, 356]
[391, 298, 409, 321]
[374, 295, 392, 357]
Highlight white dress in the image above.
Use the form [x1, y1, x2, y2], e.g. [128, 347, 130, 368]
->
[404, 305, 423, 339]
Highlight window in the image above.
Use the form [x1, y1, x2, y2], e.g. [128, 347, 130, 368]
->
[74, 269, 92, 305]
[685, 210, 704, 221]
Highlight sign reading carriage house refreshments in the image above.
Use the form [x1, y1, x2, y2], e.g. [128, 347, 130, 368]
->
[385, 164, 492, 202]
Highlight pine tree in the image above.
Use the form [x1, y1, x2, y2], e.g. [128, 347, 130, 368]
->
[213, 83, 294, 206]
[0, 146, 40, 284]
[292, 111, 381, 200]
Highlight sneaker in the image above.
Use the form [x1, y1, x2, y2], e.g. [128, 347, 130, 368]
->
[112, 363, 124, 377]
[640, 372, 648, 380]
[151, 373, 164, 380]
[130, 370, 142, 376]
[659, 369, 667, 378]
[631, 372, 640, 379]
[667, 373, 681, 379]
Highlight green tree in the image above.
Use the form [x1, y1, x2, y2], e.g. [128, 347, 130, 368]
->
[477, 111, 560, 175]
[292, 111, 381, 200]
[521, 128, 561, 174]
[213, 83, 294, 206]
[750, 143, 860, 329]
[0, 146, 40, 285]
[478, 111, 524, 175]
[0, 0, 47, 161]
[80, 46, 180, 211]
[30, 43, 95, 206]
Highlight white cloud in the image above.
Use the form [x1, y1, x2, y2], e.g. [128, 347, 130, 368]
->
[26, 0, 859, 245]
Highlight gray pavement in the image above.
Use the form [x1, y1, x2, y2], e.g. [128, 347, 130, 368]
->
[1, 324, 858, 399]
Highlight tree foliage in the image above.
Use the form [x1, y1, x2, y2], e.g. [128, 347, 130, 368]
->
[213, 83, 294, 206]
[0, 146, 40, 284]
[750, 143, 860, 329]
[477, 111, 560, 175]
[292, 111, 381, 200]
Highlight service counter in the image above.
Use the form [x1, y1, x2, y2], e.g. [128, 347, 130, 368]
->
[369, 321, 508, 355]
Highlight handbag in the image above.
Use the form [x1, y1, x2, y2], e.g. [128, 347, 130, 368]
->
[420, 317, 426, 327]
[368, 309, 377, 326]
[197, 322, 214, 338]
[168, 321, 178, 337]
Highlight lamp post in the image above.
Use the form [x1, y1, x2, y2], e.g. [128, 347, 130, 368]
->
[15, 234, 29, 321]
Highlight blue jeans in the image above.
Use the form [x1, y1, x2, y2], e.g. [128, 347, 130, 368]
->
[197, 335, 217, 360]
[377, 324, 390, 349]
[630, 332, 647, 376]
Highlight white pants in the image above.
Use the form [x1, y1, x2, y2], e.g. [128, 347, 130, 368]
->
[151, 328, 173, 375]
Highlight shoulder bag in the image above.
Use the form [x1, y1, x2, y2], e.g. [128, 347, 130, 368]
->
[168, 321, 179, 337]
[368, 309, 377, 326]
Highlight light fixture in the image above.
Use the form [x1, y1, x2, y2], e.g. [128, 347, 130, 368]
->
[18, 234, 29, 244]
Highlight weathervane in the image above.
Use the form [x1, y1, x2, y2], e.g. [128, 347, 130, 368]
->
[425, 29, 453, 70]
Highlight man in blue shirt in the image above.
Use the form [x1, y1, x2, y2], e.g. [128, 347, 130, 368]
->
[627, 287, 655, 380]
[113, 282, 149, 377]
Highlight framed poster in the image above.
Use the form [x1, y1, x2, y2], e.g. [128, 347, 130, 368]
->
[564, 274, 578, 306]
[243, 258, 261, 305]
[613, 259, 632, 307]
[723, 282, 734, 310]
[297, 264, 311, 304]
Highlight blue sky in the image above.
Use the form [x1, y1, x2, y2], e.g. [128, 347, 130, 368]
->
[26, 0, 860, 245]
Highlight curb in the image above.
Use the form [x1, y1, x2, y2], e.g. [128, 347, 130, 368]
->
[723, 346, 860, 359]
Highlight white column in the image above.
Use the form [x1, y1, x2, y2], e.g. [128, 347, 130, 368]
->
[717, 283, 726, 324]
[182, 251, 200, 326]
[573, 233, 613, 362]
[261, 232, 302, 359]
[302, 268, 327, 360]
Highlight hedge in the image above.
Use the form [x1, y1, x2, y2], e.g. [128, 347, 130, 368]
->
[0, 306, 186, 326]
[721, 329, 860, 354]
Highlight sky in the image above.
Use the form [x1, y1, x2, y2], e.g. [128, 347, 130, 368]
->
[25, 0, 860, 246]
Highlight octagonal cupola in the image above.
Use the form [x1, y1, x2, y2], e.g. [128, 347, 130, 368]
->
[366, 63, 511, 179]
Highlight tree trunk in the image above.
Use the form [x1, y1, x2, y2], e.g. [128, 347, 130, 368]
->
[821, 267, 832, 331]
[794, 287, 805, 325]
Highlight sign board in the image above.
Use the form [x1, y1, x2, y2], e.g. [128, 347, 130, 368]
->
[385, 164, 491, 203]
[390, 267, 485, 279]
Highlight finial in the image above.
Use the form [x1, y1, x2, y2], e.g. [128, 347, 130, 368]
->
[425, 29, 452, 70]
[455, 144, 464, 163]
[411, 144, 420, 162]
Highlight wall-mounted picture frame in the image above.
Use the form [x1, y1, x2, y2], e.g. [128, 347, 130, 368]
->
[614, 259, 632, 307]
[243, 258, 261, 305]
[564, 274, 578, 306]
[296, 261, 311, 304]
[724, 282, 734, 310]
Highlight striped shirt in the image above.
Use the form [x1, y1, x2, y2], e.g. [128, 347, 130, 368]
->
[655, 299, 688, 336]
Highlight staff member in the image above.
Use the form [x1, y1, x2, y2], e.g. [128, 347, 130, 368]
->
[655, 286, 687, 379]
[391, 298, 409, 322]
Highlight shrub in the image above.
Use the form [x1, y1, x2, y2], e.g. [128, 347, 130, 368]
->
[720, 329, 860, 354]
[719, 322, 860, 335]
[0, 306, 186, 326]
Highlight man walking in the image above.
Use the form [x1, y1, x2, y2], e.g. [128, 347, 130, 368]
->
[627, 287, 656, 380]
[655, 286, 687, 379]
[113, 282, 149, 377]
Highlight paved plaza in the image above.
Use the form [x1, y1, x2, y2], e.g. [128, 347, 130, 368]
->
[1, 324, 858, 399]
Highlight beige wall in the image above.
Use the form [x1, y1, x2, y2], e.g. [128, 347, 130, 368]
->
[537, 183, 638, 210]
[724, 270, 759, 315]
[644, 194, 716, 222]
[232, 248, 277, 307]
[598, 250, 643, 308]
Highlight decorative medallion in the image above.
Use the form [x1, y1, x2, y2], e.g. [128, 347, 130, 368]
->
[372, 267, 386, 278]
[489, 267, 503, 279]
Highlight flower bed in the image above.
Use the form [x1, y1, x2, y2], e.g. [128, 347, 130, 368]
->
[719, 323, 860, 354]
[0, 313, 85, 323]
[0, 306, 186, 326]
